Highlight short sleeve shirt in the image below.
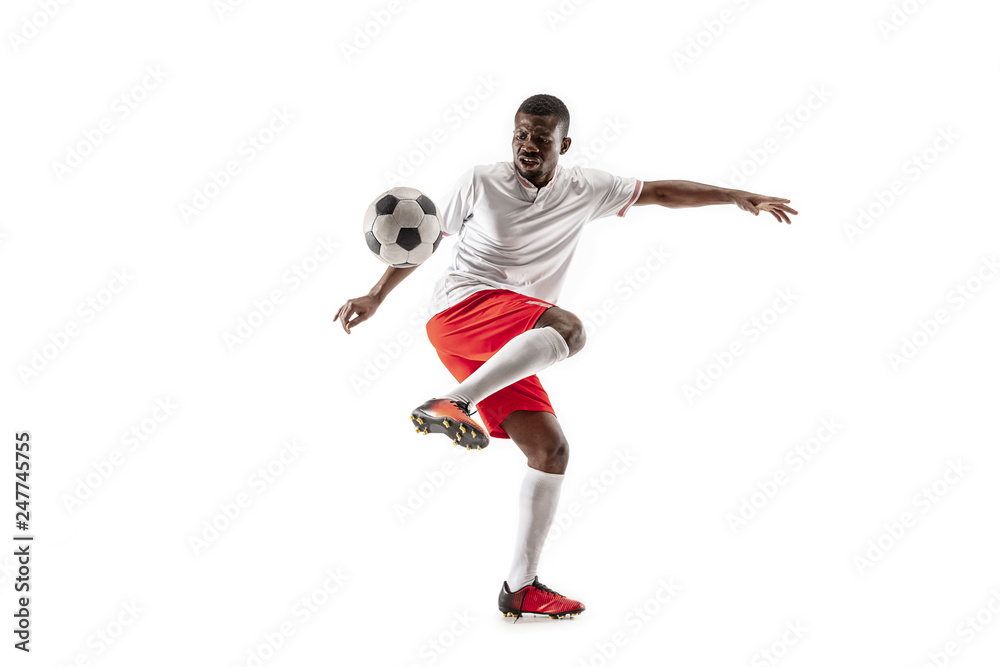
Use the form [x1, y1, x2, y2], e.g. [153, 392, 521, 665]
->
[431, 160, 643, 315]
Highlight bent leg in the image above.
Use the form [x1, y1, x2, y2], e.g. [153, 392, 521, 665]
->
[502, 410, 569, 474]
[442, 326, 568, 409]
[533, 306, 586, 357]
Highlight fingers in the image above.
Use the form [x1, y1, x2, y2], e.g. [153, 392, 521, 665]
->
[337, 306, 351, 334]
[767, 207, 790, 224]
[768, 201, 798, 216]
[759, 203, 785, 223]
[348, 311, 372, 330]
[757, 200, 797, 224]
[336, 300, 375, 334]
[336, 302, 357, 334]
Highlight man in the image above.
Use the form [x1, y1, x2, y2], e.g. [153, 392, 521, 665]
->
[336, 94, 796, 619]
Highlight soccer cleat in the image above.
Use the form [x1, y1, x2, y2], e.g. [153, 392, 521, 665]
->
[410, 398, 489, 450]
[498, 577, 585, 619]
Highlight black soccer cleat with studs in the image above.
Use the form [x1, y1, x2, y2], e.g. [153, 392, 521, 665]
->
[410, 398, 490, 450]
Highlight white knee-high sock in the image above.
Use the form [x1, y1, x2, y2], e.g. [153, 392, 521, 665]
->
[442, 326, 569, 407]
[507, 467, 564, 590]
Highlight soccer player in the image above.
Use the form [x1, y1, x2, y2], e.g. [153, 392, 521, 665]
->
[336, 94, 796, 619]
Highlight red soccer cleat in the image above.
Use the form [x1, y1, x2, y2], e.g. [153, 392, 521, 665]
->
[410, 398, 489, 450]
[498, 577, 585, 619]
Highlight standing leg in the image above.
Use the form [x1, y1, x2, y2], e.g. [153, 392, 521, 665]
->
[502, 410, 569, 590]
[504, 410, 569, 473]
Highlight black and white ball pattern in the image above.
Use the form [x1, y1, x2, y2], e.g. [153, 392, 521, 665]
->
[362, 187, 443, 268]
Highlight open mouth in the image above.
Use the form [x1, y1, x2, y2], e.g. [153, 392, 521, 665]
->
[518, 156, 540, 169]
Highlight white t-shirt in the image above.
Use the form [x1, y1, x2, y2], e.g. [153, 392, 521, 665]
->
[430, 160, 643, 315]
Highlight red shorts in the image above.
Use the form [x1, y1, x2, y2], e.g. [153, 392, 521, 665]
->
[425, 289, 556, 439]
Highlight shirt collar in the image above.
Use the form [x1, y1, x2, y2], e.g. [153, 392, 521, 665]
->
[513, 161, 559, 190]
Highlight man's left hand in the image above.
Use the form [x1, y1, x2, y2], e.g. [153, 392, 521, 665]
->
[731, 192, 798, 224]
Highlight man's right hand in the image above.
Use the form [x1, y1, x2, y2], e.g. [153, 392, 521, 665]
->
[335, 294, 381, 334]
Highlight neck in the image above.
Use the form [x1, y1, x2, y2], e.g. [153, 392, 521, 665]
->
[520, 164, 556, 189]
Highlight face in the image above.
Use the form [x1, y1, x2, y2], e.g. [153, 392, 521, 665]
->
[512, 112, 571, 188]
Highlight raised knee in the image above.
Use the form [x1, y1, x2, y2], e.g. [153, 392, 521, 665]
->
[553, 317, 586, 357]
[541, 436, 569, 470]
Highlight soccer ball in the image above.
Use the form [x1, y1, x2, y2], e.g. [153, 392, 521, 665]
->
[363, 187, 443, 268]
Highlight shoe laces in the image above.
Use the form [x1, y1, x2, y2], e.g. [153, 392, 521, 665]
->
[449, 399, 477, 417]
[531, 580, 562, 598]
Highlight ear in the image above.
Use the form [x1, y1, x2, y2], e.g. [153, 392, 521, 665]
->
[560, 136, 572, 155]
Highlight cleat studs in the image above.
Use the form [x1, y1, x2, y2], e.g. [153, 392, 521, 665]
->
[476, 445, 482, 450]
[465, 445, 471, 450]
[442, 420, 450, 428]
[417, 417, 424, 424]
[415, 428, 420, 433]
[459, 425, 466, 433]
[453, 440, 459, 445]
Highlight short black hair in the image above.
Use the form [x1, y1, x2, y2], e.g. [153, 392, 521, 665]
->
[517, 94, 570, 138]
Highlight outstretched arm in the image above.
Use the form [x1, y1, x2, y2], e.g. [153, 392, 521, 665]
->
[634, 180, 798, 224]
[335, 265, 418, 334]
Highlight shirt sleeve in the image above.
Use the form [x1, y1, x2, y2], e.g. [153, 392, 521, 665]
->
[583, 168, 643, 222]
[437, 167, 476, 236]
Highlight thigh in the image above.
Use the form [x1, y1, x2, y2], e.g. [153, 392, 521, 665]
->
[427, 289, 553, 361]
[476, 375, 554, 439]
[502, 410, 566, 446]
[432, 348, 484, 384]
[532, 305, 579, 330]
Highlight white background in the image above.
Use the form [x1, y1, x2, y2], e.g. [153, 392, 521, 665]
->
[2, 0, 999, 665]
